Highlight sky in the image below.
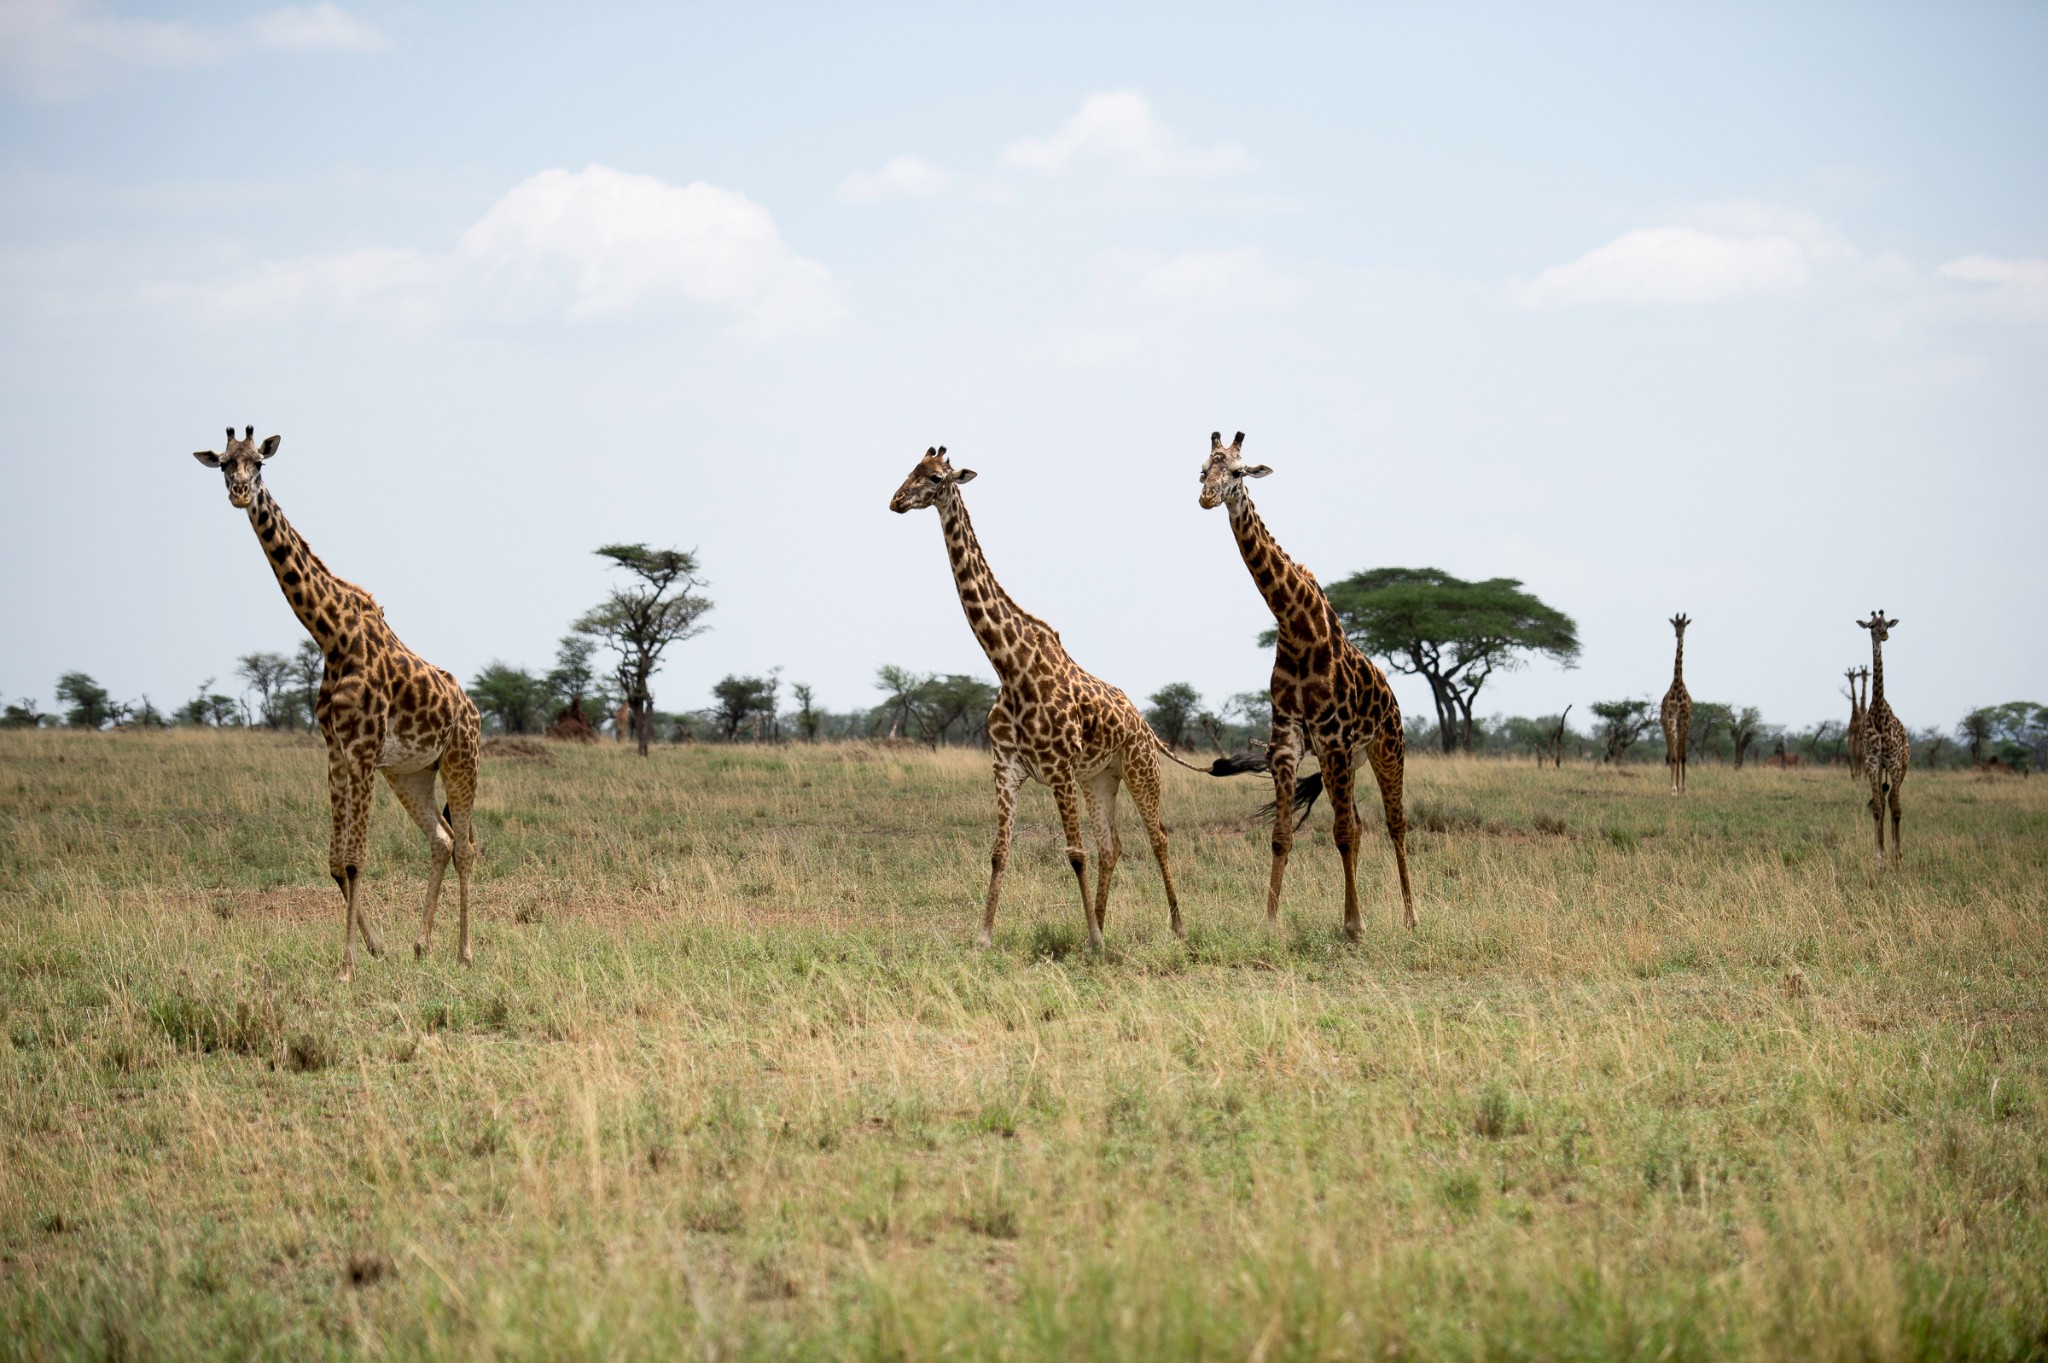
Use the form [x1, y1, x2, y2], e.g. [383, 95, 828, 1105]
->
[1, 1, 2044, 734]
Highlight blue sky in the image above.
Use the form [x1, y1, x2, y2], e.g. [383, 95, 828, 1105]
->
[2, 2, 2043, 732]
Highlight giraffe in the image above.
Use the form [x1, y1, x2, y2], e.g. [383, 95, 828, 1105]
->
[890, 446, 1182, 949]
[1659, 614, 1692, 794]
[1858, 612, 1908, 865]
[1844, 666, 1869, 776]
[191, 427, 481, 979]
[1197, 432, 1414, 938]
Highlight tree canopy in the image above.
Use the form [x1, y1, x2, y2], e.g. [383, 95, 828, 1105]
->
[1284, 568, 1579, 753]
[1145, 683, 1202, 750]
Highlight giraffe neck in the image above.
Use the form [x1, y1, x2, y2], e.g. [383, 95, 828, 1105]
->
[1227, 495, 1320, 630]
[936, 489, 1048, 678]
[1672, 633, 1686, 688]
[1868, 637, 1886, 710]
[246, 485, 359, 656]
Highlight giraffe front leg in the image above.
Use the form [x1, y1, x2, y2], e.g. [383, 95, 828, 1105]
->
[1083, 772, 1121, 936]
[442, 734, 480, 965]
[1264, 723, 1300, 931]
[329, 750, 379, 980]
[1889, 780, 1904, 867]
[1050, 774, 1097, 950]
[1868, 779, 1887, 866]
[982, 755, 1026, 949]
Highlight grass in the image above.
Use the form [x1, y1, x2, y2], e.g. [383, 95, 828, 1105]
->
[1, 728, 2045, 1360]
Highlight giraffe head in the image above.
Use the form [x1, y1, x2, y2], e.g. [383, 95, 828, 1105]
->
[889, 446, 977, 513]
[192, 425, 280, 509]
[1197, 431, 1271, 510]
[1669, 613, 1690, 637]
[1858, 611, 1898, 642]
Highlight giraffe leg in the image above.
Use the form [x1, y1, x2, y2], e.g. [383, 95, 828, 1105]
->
[1369, 731, 1417, 929]
[382, 766, 453, 959]
[1124, 746, 1183, 940]
[1868, 776, 1887, 866]
[982, 754, 1027, 948]
[1264, 722, 1300, 931]
[1050, 772, 1098, 950]
[441, 729, 480, 965]
[1084, 770, 1122, 936]
[330, 748, 379, 981]
[1321, 745, 1363, 941]
[1888, 777, 1904, 867]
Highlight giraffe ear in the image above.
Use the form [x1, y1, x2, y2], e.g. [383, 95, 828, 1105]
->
[258, 435, 281, 461]
[952, 468, 977, 484]
[1886, 617, 1899, 629]
[1241, 464, 1272, 479]
[193, 450, 222, 468]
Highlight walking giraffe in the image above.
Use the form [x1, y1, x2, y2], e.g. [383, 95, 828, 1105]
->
[1660, 614, 1693, 794]
[890, 446, 1183, 949]
[1197, 432, 1414, 938]
[191, 427, 481, 979]
[1858, 612, 1909, 865]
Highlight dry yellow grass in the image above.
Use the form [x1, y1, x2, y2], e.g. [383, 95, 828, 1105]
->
[1, 729, 2044, 1360]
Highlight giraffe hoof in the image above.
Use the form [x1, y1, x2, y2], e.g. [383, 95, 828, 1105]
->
[413, 940, 427, 960]
[336, 965, 354, 984]
[458, 947, 473, 966]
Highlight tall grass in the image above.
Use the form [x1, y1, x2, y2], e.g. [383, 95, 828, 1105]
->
[1, 730, 2043, 1359]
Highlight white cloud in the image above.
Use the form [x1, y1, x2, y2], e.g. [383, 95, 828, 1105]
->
[1511, 204, 1853, 309]
[248, 3, 389, 53]
[839, 154, 948, 203]
[1936, 253, 2048, 322]
[1123, 246, 1304, 311]
[158, 164, 847, 340]
[0, 0, 385, 100]
[1001, 90, 1248, 177]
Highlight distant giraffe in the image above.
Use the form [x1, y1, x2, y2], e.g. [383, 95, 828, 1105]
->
[1844, 666, 1869, 775]
[1198, 432, 1414, 938]
[1858, 612, 1909, 865]
[1659, 614, 1693, 794]
[191, 427, 480, 979]
[890, 446, 1182, 949]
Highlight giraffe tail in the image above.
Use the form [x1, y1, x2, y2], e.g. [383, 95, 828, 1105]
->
[1252, 770, 1324, 829]
[1150, 734, 1230, 776]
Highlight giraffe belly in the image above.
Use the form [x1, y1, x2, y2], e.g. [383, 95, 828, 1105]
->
[378, 733, 445, 775]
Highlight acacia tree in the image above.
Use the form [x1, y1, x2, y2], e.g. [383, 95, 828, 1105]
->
[237, 651, 296, 728]
[1591, 698, 1654, 764]
[874, 665, 926, 740]
[1305, 568, 1579, 754]
[1145, 682, 1202, 750]
[575, 544, 713, 757]
[55, 673, 115, 729]
[790, 683, 821, 742]
[469, 662, 550, 734]
[1727, 705, 1765, 770]
[712, 674, 779, 741]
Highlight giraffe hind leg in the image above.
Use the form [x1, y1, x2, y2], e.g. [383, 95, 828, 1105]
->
[440, 733, 480, 965]
[382, 765, 453, 959]
[1050, 774, 1098, 950]
[1368, 734, 1417, 930]
[1123, 746, 1183, 940]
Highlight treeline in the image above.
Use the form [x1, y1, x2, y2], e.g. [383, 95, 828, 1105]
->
[8, 662, 2040, 774]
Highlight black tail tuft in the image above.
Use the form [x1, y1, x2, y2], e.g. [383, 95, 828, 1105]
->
[1254, 770, 1324, 829]
[1208, 752, 1268, 777]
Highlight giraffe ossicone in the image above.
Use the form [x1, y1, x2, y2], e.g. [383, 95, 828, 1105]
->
[890, 444, 1182, 950]
[1198, 429, 1415, 937]
[190, 425, 483, 980]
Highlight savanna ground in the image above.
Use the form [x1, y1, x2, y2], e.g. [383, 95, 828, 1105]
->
[1, 729, 2044, 1362]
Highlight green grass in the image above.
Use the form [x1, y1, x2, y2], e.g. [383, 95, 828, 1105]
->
[2, 730, 2045, 1360]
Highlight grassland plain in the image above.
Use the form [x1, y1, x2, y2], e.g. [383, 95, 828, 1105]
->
[1, 729, 2044, 1362]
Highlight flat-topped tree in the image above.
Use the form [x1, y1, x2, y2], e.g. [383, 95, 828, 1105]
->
[1313, 567, 1579, 754]
[574, 544, 712, 757]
